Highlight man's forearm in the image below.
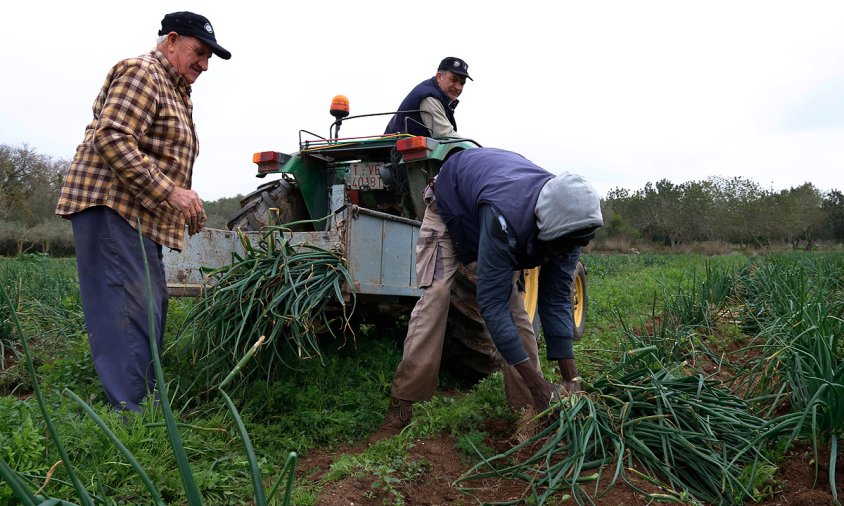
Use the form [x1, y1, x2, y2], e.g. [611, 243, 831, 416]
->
[476, 205, 527, 365]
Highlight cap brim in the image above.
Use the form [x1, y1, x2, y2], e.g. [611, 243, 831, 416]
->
[196, 35, 231, 60]
[451, 71, 473, 81]
[208, 41, 231, 60]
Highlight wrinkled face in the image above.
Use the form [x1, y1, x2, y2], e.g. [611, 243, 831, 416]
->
[163, 34, 213, 84]
[436, 70, 466, 102]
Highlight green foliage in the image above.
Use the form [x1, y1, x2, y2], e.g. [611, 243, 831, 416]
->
[172, 225, 356, 396]
[0, 394, 274, 504]
[0, 143, 72, 256]
[241, 336, 402, 448]
[665, 259, 739, 331]
[575, 253, 750, 380]
[0, 398, 43, 475]
[725, 253, 844, 502]
[459, 340, 770, 505]
[0, 248, 300, 506]
[202, 195, 245, 229]
[3, 252, 844, 505]
[370, 455, 430, 506]
[38, 335, 101, 403]
[457, 252, 844, 505]
[318, 438, 430, 506]
[603, 175, 842, 248]
[410, 373, 513, 439]
[453, 430, 494, 463]
[0, 256, 83, 391]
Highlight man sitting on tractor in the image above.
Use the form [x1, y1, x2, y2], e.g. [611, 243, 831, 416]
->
[384, 56, 471, 138]
[370, 147, 603, 442]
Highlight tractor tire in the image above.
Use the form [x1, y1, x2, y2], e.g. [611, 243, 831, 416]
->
[441, 265, 501, 381]
[227, 178, 311, 231]
[571, 260, 588, 341]
[441, 265, 554, 380]
[524, 260, 588, 342]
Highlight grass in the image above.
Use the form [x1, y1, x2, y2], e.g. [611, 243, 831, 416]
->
[0, 251, 842, 504]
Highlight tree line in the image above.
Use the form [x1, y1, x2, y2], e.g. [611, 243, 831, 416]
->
[0, 143, 242, 256]
[0, 142, 841, 256]
[601, 178, 843, 250]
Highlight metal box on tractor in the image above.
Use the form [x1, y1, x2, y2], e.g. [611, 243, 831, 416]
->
[163, 96, 589, 378]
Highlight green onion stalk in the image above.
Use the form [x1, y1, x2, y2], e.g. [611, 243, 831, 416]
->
[458, 364, 770, 505]
[175, 224, 357, 395]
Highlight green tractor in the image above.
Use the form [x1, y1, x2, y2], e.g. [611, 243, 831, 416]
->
[164, 96, 588, 378]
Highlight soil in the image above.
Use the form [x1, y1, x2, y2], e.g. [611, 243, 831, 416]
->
[300, 421, 843, 506]
[300, 328, 844, 505]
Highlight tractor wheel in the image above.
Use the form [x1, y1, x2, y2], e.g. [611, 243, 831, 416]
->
[227, 178, 311, 231]
[441, 265, 501, 380]
[440, 266, 545, 380]
[518, 259, 588, 342]
[571, 260, 588, 341]
[523, 267, 542, 337]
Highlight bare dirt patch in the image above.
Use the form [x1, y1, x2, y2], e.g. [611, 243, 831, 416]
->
[303, 430, 842, 505]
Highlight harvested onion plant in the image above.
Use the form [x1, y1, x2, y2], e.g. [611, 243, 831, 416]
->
[177, 224, 356, 393]
[458, 346, 770, 505]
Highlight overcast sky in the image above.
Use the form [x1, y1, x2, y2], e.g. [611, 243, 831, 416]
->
[2, 1, 842, 201]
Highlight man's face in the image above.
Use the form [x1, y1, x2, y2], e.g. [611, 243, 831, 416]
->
[436, 70, 466, 102]
[166, 34, 213, 84]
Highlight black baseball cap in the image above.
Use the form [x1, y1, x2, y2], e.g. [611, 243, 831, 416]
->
[159, 11, 231, 60]
[438, 57, 472, 81]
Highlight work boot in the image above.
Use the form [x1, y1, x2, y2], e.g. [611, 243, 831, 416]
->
[368, 397, 412, 444]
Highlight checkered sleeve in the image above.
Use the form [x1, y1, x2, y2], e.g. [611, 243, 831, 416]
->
[92, 61, 175, 211]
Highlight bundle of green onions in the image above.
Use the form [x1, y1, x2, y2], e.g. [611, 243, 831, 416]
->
[177, 225, 356, 392]
[458, 358, 771, 505]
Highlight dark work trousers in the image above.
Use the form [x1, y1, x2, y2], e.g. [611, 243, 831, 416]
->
[71, 206, 168, 411]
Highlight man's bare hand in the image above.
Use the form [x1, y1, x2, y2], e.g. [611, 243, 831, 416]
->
[187, 209, 207, 235]
[167, 187, 206, 235]
[514, 361, 556, 411]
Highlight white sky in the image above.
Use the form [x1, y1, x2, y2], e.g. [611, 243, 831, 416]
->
[2, 1, 842, 201]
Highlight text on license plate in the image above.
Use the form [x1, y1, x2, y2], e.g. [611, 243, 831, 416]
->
[348, 162, 384, 190]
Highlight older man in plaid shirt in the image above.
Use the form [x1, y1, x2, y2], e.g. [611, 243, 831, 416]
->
[56, 12, 231, 411]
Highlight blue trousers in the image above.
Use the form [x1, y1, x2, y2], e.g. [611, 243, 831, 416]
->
[71, 207, 168, 411]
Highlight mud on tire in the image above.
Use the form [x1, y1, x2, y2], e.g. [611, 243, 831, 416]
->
[227, 178, 311, 231]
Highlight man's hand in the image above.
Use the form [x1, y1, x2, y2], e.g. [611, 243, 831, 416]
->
[514, 361, 556, 411]
[189, 209, 207, 235]
[167, 187, 207, 235]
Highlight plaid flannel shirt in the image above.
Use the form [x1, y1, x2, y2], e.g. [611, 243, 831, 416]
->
[56, 49, 197, 251]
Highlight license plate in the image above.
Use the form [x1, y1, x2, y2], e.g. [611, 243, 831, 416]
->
[347, 162, 384, 190]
